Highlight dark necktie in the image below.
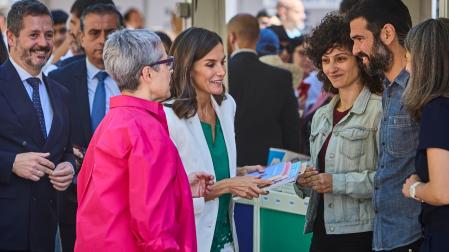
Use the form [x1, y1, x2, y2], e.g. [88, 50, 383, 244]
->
[91, 71, 108, 131]
[26, 77, 47, 140]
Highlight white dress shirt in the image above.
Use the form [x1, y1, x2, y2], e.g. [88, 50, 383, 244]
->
[85, 58, 120, 115]
[10, 57, 53, 135]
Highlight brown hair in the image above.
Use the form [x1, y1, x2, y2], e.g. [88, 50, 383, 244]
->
[403, 18, 449, 120]
[7, 0, 52, 37]
[169, 27, 225, 119]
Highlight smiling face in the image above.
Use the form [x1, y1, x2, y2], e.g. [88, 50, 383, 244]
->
[8, 15, 53, 75]
[350, 17, 374, 65]
[191, 43, 226, 97]
[322, 47, 361, 91]
[350, 17, 393, 76]
[81, 13, 119, 69]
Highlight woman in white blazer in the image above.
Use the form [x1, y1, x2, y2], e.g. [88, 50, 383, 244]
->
[164, 27, 272, 252]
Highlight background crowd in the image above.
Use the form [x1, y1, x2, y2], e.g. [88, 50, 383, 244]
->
[0, 0, 448, 252]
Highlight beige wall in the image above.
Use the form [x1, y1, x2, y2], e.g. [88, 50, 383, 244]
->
[403, 0, 433, 25]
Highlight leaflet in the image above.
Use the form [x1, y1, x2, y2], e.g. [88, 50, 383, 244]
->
[247, 161, 306, 188]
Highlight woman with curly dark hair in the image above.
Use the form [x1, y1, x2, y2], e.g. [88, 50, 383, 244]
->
[294, 13, 383, 252]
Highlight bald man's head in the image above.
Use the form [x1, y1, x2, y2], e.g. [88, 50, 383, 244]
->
[277, 0, 306, 29]
[227, 14, 260, 51]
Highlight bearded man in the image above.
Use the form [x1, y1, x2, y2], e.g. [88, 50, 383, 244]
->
[0, 1, 75, 251]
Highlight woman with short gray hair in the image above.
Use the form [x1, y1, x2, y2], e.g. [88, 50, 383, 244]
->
[103, 29, 165, 92]
[75, 29, 212, 252]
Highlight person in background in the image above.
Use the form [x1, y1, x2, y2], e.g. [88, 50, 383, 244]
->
[50, 0, 116, 67]
[347, 1, 422, 251]
[257, 28, 303, 89]
[256, 9, 275, 29]
[0, 32, 6, 64]
[165, 27, 272, 252]
[269, 0, 307, 63]
[295, 13, 383, 252]
[291, 36, 324, 112]
[401, 18, 449, 252]
[0, 1, 75, 251]
[43, 9, 69, 74]
[274, 0, 307, 38]
[155, 31, 172, 54]
[123, 8, 144, 29]
[291, 37, 330, 156]
[49, 3, 122, 251]
[0, 12, 7, 51]
[76, 29, 205, 251]
[228, 14, 300, 167]
[51, 10, 68, 52]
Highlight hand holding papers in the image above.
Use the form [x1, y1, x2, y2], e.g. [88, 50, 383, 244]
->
[247, 161, 307, 189]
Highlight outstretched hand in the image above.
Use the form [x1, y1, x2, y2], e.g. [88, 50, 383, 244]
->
[227, 176, 272, 199]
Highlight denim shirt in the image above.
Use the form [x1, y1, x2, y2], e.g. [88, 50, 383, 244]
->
[372, 69, 421, 251]
[295, 86, 382, 235]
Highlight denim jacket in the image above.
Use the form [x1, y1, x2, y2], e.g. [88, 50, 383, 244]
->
[372, 70, 421, 251]
[295, 86, 382, 234]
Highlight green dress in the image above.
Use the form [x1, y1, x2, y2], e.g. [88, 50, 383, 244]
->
[201, 117, 234, 252]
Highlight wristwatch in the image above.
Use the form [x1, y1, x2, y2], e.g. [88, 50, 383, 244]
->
[409, 181, 423, 202]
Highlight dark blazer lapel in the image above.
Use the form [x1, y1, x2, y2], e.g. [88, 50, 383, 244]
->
[0, 60, 45, 146]
[75, 61, 93, 144]
[43, 76, 62, 148]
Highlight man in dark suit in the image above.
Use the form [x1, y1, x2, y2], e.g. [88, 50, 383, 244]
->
[227, 14, 301, 167]
[49, 3, 122, 252]
[45, 0, 116, 74]
[0, 1, 75, 251]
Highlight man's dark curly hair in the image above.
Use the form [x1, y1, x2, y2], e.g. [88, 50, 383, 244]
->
[305, 12, 383, 94]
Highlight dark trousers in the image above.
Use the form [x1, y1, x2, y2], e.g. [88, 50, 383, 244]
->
[59, 223, 76, 252]
[376, 239, 422, 252]
[309, 231, 373, 252]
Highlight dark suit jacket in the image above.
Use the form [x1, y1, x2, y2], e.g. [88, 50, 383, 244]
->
[49, 56, 90, 226]
[54, 54, 85, 69]
[228, 51, 300, 166]
[0, 60, 74, 251]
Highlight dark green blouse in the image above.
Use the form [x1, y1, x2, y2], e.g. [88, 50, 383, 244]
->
[200, 117, 233, 251]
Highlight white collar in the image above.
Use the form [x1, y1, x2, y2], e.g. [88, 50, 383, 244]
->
[285, 27, 302, 39]
[9, 56, 43, 82]
[86, 58, 106, 80]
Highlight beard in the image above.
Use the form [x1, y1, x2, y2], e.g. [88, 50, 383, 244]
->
[21, 45, 52, 70]
[357, 37, 393, 77]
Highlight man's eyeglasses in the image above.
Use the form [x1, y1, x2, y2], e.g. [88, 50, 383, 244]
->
[149, 56, 175, 71]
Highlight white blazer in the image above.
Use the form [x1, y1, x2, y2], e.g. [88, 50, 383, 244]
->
[164, 94, 239, 252]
